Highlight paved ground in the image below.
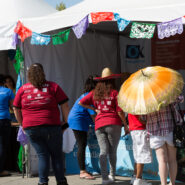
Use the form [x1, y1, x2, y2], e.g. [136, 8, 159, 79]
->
[0, 173, 184, 185]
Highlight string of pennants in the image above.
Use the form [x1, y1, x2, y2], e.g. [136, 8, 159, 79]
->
[13, 12, 185, 47]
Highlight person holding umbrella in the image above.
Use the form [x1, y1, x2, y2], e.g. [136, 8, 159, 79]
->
[118, 66, 184, 185]
[128, 113, 152, 185]
[140, 97, 183, 185]
[79, 67, 129, 185]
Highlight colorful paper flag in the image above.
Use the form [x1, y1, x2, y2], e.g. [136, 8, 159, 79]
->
[31, 32, 51, 45]
[17, 126, 29, 146]
[14, 47, 24, 74]
[16, 73, 22, 93]
[12, 32, 18, 47]
[72, 15, 89, 39]
[130, 22, 156, 39]
[14, 21, 32, 42]
[114, 13, 130, 31]
[52, 29, 71, 45]
[157, 18, 183, 39]
[91, 12, 114, 24]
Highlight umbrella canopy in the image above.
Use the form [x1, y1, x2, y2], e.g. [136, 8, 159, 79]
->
[118, 66, 184, 115]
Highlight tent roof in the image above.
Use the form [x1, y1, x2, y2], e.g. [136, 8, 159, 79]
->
[0, 0, 57, 50]
[0, 0, 56, 25]
[22, 0, 185, 33]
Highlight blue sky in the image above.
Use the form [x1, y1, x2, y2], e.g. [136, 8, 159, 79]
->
[44, 0, 82, 8]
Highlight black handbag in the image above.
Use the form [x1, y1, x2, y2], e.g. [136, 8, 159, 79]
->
[170, 104, 185, 148]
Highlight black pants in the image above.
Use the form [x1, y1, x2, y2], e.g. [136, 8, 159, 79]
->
[0, 119, 11, 173]
[72, 130, 87, 171]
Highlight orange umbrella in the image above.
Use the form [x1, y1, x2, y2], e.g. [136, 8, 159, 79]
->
[118, 66, 184, 115]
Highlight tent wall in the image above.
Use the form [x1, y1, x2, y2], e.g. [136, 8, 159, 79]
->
[0, 51, 17, 79]
[22, 28, 120, 108]
[21, 22, 185, 177]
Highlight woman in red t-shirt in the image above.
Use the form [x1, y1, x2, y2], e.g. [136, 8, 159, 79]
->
[79, 68, 129, 185]
[13, 63, 69, 185]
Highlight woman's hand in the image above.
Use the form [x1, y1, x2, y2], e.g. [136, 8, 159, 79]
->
[95, 109, 100, 115]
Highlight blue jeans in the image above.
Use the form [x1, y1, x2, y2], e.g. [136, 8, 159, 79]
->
[0, 119, 11, 173]
[25, 126, 64, 184]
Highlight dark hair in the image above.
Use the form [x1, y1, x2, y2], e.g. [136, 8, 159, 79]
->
[28, 63, 46, 89]
[93, 79, 115, 100]
[5, 75, 16, 89]
[83, 75, 97, 93]
[0, 74, 5, 86]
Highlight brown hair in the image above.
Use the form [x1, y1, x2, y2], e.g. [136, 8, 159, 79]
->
[93, 79, 115, 100]
[28, 63, 46, 89]
[83, 75, 97, 93]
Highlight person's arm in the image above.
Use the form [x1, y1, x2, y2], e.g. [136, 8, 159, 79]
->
[79, 102, 95, 111]
[118, 111, 130, 135]
[13, 107, 22, 125]
[79, 102, 100, 114]
[90, 114, 96, 122]
[60, 102, 70, 131]
[60, 102, 70, 123]
[9, 99, 14, 112]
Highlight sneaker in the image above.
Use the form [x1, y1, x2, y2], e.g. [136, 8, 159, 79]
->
[130, 175, 136, 184]
[133, 179, 152, 185]
[102, 179, 114, 184]
[108, 174, 115, 181]
[57, 177, 68, 185]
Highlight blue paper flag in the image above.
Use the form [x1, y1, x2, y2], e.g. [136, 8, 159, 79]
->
[31, 32, 51, 45]
[16, 73, 22, 93]
[114, 13, 130, 31]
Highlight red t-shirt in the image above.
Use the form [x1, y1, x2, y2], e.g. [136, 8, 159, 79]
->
[128, 114, 146, 131]
[13, 81, 68, 129]
[80, 89, 122, 131]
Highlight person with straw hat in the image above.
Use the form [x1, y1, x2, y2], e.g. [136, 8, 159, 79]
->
[79, 67, 129, 185]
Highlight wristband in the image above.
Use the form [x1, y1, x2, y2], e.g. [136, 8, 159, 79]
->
[61, 122, 69, 130]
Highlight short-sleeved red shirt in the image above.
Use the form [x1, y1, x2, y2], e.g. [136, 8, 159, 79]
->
[13, 81, 68, 129]
[128, 114, 146, 131]
[80, 90, 122, 130]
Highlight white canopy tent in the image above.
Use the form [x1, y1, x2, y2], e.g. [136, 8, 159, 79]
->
[21, 0, 185, 33]
[1, 0, 185, 50]
[0, 0, 57, 50]
[1, 0, 184, 177]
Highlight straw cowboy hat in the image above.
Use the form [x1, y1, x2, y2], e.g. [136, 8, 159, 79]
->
[94, 67, 122, 80]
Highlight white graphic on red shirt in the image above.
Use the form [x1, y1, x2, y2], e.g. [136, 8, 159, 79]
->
[102, 105, 109, 111]
[24, 90, 31, 93]
[33, 89, 38, 93]
[107, 101, 111, 105]
[42, 88, 47, 92]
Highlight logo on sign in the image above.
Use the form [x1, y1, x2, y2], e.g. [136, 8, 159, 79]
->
[126, 45, 144, 59]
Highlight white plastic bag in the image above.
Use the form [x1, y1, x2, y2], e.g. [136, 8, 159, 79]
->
[63, 128, 76, 153]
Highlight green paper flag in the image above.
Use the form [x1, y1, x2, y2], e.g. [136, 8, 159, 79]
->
[14, 47, 24, 74]
[130, 22, 156, 39]
[17, 145, 24, 172]
[52, 29, 71, 45]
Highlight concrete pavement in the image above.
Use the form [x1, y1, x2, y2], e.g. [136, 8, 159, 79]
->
[0, 173, 184, 185]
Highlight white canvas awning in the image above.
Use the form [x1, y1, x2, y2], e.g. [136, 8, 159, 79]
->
[21, 0, 185, 34]
[0, 0, 56, 50]
[1, 0, 185, 50]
